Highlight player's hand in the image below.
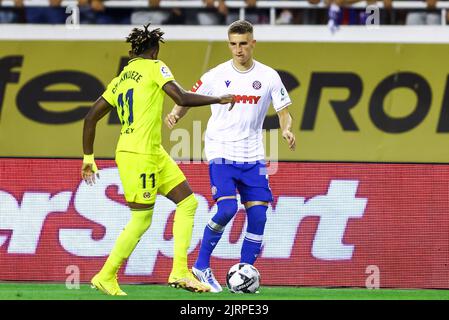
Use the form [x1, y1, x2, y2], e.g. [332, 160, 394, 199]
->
[81, 160, 99, 185]
[219, 94, 236, 111]
[282, 130, 296, 151]
[165, 112, 179, 129]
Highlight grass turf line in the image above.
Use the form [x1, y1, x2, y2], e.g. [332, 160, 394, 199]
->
[0, 282, 448, 300]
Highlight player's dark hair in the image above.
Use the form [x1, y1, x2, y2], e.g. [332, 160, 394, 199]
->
[126, 23, 165, 56]
[228, 20, 253, 35]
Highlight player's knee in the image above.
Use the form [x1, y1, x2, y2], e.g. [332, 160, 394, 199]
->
[129, 208, 154, 236]
[177, 193, 198, 217]
[213, 198, 238, 226]
[219, 198, 238, 218]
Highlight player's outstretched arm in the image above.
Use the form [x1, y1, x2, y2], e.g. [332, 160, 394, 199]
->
[163, 80, 235, 107]
[82, 97, 113, 185]
[277, 107, 296, 151]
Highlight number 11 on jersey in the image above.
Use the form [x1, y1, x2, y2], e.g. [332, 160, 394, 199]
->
[140, 173, 155, 189]
[117, 88, 134, 126]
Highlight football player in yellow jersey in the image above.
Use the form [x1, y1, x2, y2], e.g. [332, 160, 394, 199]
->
[81, 24, 235, 296]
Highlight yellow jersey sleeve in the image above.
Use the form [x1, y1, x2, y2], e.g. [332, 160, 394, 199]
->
[153, 60, 175, 88]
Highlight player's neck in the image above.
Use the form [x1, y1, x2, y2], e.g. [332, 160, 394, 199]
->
[232, 58, 254, 72]
[139, 51, 158, 60]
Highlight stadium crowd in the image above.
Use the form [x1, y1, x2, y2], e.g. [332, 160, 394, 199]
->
[0, 0, 446, 26]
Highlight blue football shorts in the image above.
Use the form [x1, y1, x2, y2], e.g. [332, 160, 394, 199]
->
[208, 158, 273, 203]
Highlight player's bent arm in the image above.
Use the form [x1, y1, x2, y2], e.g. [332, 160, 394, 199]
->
[81, 97, 113, 184]
[277, 107, 296, 151]
[83, 97, 114, 155]
[163, 80, 234, 107]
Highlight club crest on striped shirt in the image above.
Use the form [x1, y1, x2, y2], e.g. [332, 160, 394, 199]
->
[252, 80, 262, 90]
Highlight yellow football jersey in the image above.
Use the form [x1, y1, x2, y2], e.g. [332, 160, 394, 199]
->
[102, 57, 175, 155]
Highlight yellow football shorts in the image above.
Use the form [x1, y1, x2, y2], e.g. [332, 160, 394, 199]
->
[115, 148, 186, 204]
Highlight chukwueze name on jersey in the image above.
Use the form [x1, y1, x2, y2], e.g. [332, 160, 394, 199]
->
[112, 70, 143, 94]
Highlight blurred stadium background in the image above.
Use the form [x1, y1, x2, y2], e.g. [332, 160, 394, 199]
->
[1, 0, 449, 298]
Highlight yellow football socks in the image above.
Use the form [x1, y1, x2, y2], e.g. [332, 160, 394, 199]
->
[99, 207, 154, 278]
[98, 194, 198, 281]
[170, 194, 198, 278]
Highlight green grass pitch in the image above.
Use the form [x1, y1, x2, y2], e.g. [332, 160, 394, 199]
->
[0, 282, 448, 300]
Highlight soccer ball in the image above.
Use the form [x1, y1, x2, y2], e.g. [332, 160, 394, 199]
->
[226, 263, 260, 293]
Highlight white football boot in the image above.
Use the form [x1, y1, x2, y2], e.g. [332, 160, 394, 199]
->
[192, 266, 223, 293]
